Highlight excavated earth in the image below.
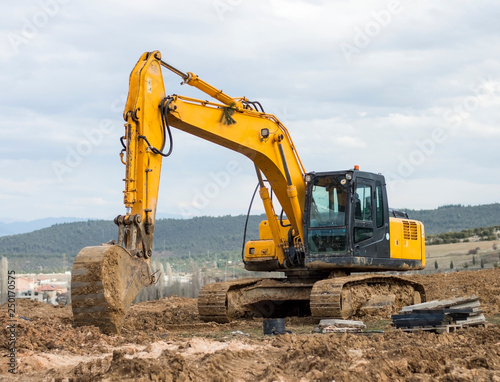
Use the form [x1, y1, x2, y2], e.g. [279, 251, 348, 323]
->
[1, 269, 500, 381]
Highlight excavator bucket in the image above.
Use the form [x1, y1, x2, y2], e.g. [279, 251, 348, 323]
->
[71, 245, 152, 335]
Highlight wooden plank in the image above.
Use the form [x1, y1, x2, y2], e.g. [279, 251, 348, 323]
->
[321, 326, 363, 333]
[393, 318, 449, 328]
[450, 301, 481, 310]
[399, 296, 479, 313]
[318, 319, 366, 328]
[399, 324, 462, 334]
[394, 296, 487, 331]
[392, 312, 446, 320]
[456, 314, 486, 326]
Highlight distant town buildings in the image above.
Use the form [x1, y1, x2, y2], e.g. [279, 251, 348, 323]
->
[15, 272, 70, 305]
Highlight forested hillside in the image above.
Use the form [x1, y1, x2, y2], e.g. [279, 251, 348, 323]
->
[0, 215, 263, 272]
[404, 204, 500, 235]
[2, 203, 500, 272]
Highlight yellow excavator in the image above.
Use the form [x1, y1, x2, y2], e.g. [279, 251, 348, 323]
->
[71, 51, 426, 334]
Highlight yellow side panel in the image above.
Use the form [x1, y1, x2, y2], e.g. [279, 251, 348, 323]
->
[244, 219, 291, 262]
[244, 239, 276, 261]
[259, 219, 290, 241]
[389, 217, 426, 267]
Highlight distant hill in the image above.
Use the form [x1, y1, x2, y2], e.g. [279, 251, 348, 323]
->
[2, 203, 500, 272]
[404, 204, 500, 235]
[0, 215, 263, 272]
[0, 217, 87, 237]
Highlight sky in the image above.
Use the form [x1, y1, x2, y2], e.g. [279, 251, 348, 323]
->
[1, 0, 500, 222]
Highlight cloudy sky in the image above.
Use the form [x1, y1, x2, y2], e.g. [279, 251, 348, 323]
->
[1, 0, 500, 222]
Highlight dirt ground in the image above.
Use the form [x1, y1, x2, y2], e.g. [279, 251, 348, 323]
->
[1, 269, 499, 382]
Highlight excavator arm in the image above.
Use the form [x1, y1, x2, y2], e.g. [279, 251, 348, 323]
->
[71, 52, 170, 334]
[72, 51, 309, 333]
[121, 50, 310, 264]
[144, 51, 308, 265]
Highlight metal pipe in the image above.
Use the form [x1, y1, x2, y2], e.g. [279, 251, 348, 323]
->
[254, 164, 265, 188]
[278, 143, 293, 186]
[159, 59, 188, 80]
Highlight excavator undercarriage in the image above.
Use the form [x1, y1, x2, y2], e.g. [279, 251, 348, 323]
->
[198, 274, 426, 323]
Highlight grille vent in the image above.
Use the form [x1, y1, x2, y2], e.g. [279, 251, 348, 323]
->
[403, 220, 418, 240]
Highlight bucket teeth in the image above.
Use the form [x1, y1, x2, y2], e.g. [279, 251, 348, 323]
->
[71, 245, 152, 335]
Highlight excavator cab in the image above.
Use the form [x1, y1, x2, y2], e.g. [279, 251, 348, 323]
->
[304, 169, 424, 272]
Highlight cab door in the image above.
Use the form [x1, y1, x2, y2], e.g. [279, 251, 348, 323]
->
[352, 177, 389, 258]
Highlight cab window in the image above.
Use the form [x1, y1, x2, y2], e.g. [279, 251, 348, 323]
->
[354, 184, 372, 222]
[375, 182, 384, 228]
[354, 183, 373, 243]
[308, 175, 348, 253]
[310, 176, 347, 227]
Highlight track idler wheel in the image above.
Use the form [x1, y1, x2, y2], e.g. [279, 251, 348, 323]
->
[71, 245, 152, 335]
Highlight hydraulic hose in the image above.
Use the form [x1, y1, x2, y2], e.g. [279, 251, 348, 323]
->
[241, 183, 260, 264]
[137, 97, 174, 157]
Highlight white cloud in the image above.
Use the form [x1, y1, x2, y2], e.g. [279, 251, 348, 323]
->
[1, 0, 500, 221]
[71, 197, 107, 206]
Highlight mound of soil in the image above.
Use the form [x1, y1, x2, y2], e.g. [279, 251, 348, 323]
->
[0, 269, 499, 381]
